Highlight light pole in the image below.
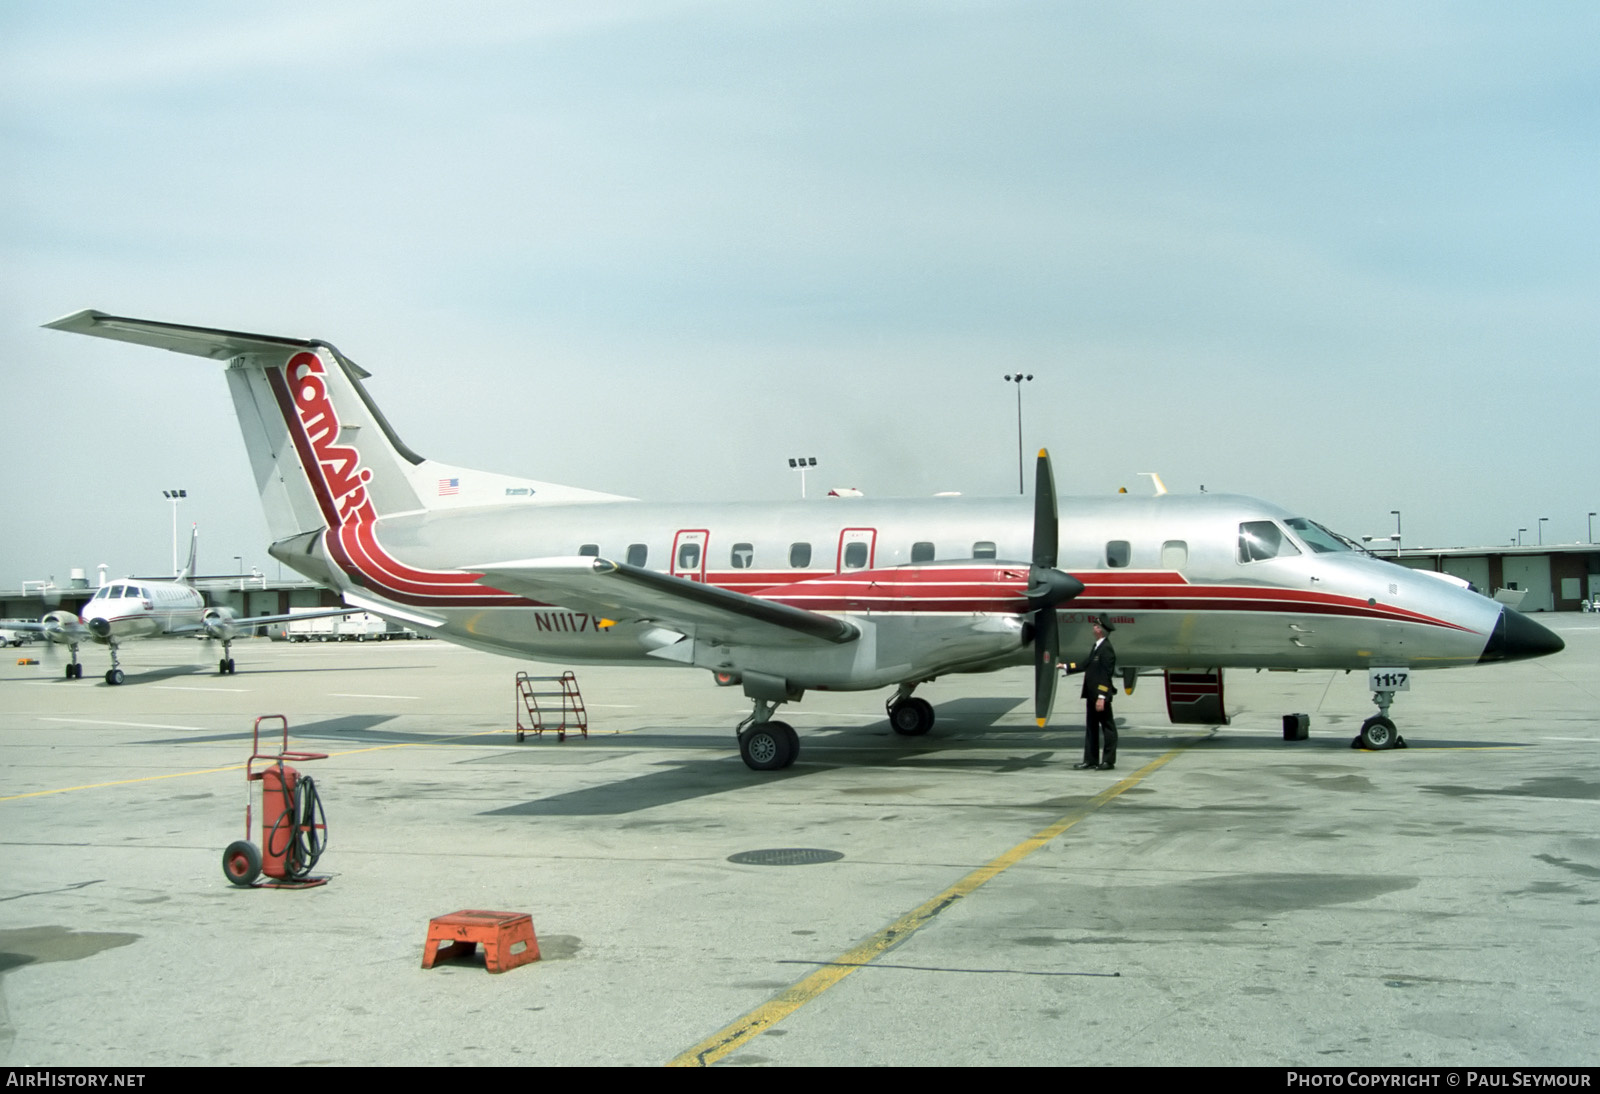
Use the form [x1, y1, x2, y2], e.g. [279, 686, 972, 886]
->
[1391, 510, 1402, 556]
[1517, 528, 1527, 547]
[788, 457, 816, 499]
[1003, 374, 1033, 495]
[234, 555, 243, 594]
[1589, 512, 1596, 543]
[162, 489, 187, 576]
[1538, 517, 1548, 546]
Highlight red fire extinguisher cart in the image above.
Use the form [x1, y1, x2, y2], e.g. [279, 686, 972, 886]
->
[222, 715, 330, 888]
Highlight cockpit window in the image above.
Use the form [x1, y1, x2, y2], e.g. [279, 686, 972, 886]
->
[1238, 521, 1301, 564]
[1284, 517, 1356, 554]
[92, 587, 109, 600]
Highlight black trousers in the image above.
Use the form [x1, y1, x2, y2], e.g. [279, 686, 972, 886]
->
[1083, 698, 1117, 765]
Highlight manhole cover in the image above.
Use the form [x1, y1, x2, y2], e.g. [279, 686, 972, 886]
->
[727, 848, 845, 866]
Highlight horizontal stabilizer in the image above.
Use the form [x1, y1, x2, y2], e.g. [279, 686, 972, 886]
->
[473, 557, 859, 648]
[43, 310, 330, 364]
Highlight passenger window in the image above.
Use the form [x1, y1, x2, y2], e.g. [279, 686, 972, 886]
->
[626, 544, 648, 567]
[1161, 540, 1188, 570]
[843, 542, 868, 569]
[578, 543, 599, 557]
[790, 543, 812, 568]
[973, 541, 997, 560]
[731, 543, 754, 569]
[911, 542, 935, 563]
[1238, 521, 1301, 563]
[1105, 541, 1131, 568]
[677, 543, 701, 570]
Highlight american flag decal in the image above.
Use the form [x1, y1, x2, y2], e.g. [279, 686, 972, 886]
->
[438, 478, 460, 496]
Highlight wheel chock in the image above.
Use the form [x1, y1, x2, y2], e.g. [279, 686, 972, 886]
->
[422, 910, 541, 973]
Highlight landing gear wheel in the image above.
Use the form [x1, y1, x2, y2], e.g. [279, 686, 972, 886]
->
[218, 658, 236, 675]
[1356, 715, 1399, 750]
[222, 840, 261, 887]
[889, 697, 935, 736]
[739, 721, 798, 771]
[105, 668, 124, 686]
[66, 663, 82, 680]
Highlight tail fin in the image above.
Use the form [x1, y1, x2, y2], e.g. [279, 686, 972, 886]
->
[43, 311, 624, 548]
[177, 525, 198, 582]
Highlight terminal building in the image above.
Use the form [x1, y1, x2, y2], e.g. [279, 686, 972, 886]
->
[1369, 543, 1600, 613]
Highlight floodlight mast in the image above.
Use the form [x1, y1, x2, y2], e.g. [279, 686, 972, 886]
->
[162, 489, 187, 576]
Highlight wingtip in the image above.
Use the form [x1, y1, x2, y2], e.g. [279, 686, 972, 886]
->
[42, 309, 106, 332]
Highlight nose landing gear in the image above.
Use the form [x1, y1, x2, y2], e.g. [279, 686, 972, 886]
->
[1354, 684, 1408, 751]
[104, 643, 124, 686]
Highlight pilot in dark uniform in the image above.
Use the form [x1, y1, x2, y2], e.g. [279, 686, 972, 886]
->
[1073, 615, 1117, 770]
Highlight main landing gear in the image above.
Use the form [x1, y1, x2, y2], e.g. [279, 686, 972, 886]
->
[218, 637, 237, 675]
[886, 683, 935, 736]
[1353, 688, 1408, 751]
[64, 644, 83, 680]
[737, 700, 799, 771]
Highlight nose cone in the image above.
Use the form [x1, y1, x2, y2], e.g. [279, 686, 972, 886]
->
[1479, 608, 1565, 663]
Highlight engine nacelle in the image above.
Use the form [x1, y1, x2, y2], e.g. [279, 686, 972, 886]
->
[203, 606, 242, 640]
[39, 610, 81, 644]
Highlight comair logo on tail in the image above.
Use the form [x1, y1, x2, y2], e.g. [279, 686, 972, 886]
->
[267, 350, 526, 608]
[282, 351, 377, 528]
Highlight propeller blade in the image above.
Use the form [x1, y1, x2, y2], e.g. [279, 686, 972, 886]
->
[1032, 448, 1058, 569]
[1033, 600, 1059, 727]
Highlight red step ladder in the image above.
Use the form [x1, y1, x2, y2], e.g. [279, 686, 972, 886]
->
[515, 671, 587, 742]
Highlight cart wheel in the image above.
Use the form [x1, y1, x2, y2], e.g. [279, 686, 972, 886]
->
[223, 840, 261, 887]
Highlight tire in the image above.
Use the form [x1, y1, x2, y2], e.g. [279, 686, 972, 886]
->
[740, 721, 798, 771]
[106, 668, 124, 686]
[1358, 715, 1398, 750]
[222, 840, 261, 887]
[889, 697, 935, 736]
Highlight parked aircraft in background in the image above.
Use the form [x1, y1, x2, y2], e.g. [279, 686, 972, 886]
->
[43, 310, 1563, 762]
[10, 528, 352, 684]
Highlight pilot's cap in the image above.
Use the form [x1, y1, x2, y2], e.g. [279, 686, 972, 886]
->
[1094, 614, 1116, 633]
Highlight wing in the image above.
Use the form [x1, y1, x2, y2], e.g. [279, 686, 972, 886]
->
[472, 557, 859, 649]
[5, 617, 93, 644]
[230, 606, 356, 628]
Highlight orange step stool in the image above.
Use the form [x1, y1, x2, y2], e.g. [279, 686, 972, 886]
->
[422, 910, 541, 973]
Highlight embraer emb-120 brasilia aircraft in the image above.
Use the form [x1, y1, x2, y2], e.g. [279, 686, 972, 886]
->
[45, 310, 1563, 767]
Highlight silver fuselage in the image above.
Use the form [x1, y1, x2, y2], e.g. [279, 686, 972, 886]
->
[285, 490, 1505, 691]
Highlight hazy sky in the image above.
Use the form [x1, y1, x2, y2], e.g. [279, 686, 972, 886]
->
[2, 1, 1595, 588]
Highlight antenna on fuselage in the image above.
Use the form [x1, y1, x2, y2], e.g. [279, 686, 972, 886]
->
[1138, 472, 1168, 496]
